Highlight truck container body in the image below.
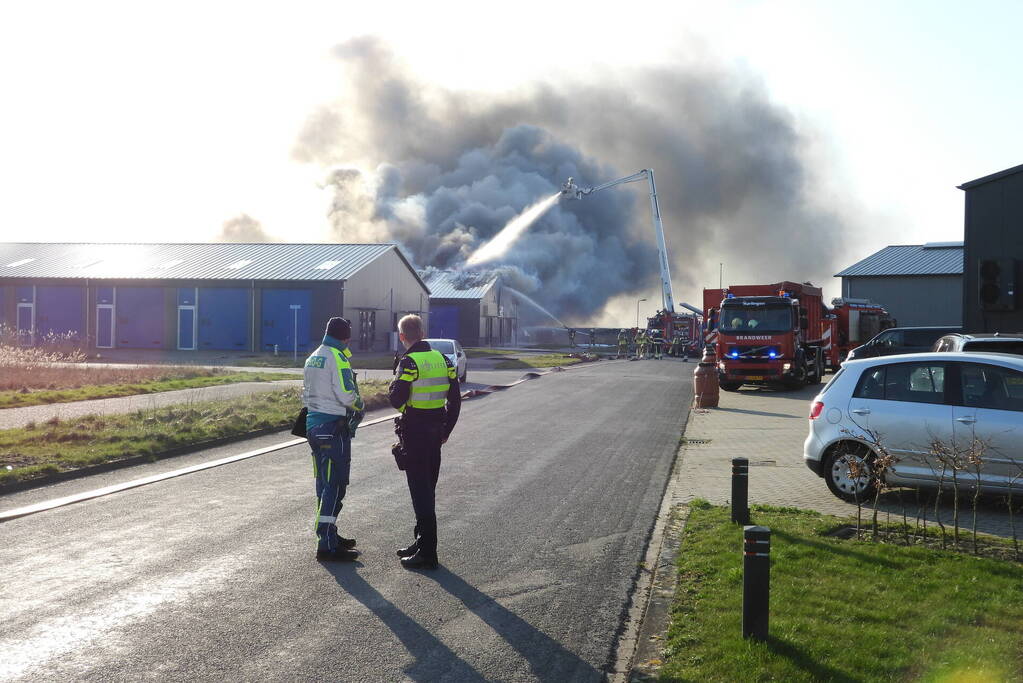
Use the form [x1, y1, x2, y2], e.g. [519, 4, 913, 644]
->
[823, 298, 896, 367]
[703, 281, 826, 390]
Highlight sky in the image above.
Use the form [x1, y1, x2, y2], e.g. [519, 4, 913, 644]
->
[1, 1, 1020, 323]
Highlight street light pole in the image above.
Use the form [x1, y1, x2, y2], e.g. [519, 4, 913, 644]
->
[636, 298, 647, 329]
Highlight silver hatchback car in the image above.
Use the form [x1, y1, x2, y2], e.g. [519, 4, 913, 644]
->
[804, 352, 1023, 501]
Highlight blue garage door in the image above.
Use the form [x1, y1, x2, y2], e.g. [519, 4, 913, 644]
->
[36, 286, 86, 342]
[429, 305, 459, 339]
[199, 288, 250, 350]
[117, 287, 165, 348]
[260, 289, 312, 353]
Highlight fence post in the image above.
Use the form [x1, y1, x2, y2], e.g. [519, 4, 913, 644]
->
[731, 457, 749, 524]
[742, 525, 771, 641]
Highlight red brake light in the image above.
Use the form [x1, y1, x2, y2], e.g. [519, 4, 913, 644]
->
[809, 401, 824, 420]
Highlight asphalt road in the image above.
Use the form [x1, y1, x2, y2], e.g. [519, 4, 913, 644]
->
[0, 359, 693, 682]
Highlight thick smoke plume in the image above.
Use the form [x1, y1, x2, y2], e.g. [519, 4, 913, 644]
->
[218, 213, 278, 243]
[294, 37, 850, 323]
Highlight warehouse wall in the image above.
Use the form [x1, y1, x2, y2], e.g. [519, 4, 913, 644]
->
[344, 248, 429, 351]
[844, 275, 962, 327]
[962, 170, 1023, 332]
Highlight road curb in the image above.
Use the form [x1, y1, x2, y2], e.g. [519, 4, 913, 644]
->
[609, 413, 691, 680]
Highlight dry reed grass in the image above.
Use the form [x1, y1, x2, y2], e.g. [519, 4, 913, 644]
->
[0, 325, 218, 392]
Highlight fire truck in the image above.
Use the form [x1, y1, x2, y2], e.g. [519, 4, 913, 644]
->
[822, 298, 896, 368]
[703, 281, 827, 390]
[647, 309, 701, 357]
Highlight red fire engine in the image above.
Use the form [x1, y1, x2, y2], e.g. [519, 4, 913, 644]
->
[703, 282, 827, 390]
[822, 298, 896, 368]
[647, 309, 701, 356]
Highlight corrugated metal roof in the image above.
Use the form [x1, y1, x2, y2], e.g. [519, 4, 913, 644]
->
[420, 269, 497, 299]
[835, 243, 963, 278]
[0, 243, 402, 282]
[958, 163, 1023, 190]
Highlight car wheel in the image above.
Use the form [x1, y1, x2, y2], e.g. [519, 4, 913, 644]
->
[824, 442, 877, 502]
[720, 381, 742, 392]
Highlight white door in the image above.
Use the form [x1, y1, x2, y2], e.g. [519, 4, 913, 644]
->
[16, 303, 34, 345]
[847, 361, 953, 484]
[955, 362, 1023, 490]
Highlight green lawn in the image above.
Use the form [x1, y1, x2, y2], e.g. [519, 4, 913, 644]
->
[0, 371, 297, 408]
[0, 380, 390, 486]
[660, 501, 1023, 682]
[493, 354, 586, 369]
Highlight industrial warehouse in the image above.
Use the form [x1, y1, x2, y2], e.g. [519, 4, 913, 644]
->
[0, 242, 430, 353]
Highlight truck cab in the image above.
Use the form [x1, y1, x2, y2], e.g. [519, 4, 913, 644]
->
[705, 282, 826, 390]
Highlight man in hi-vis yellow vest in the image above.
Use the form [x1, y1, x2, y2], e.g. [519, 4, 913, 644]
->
[388, 314, 461, 569]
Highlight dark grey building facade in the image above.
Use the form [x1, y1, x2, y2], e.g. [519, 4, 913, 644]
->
[959, 163, 1023, 332]
[835, 243, 963, 327]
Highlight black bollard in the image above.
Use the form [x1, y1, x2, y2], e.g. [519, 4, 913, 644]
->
[731, 457, 749, 524]
[742, 525, 771, 641]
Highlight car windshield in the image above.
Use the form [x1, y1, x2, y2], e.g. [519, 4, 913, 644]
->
[720, 305, 791, 333]
[428, 340, 455, 353]
[963, 340, 1023, 355]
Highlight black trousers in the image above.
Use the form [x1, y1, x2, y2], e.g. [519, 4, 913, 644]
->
[402, 421, 444, 557]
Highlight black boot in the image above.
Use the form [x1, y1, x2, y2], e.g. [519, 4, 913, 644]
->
[334, 535, 357, 550]
[400, 550, 438, 570]
[396, 540, 419, 557]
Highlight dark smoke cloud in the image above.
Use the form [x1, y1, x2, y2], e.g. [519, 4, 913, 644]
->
[217, 213, 278, 243]
[295, 37, 850, 321]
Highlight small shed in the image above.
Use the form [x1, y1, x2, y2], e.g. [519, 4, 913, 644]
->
[420, 270, 518, 347]
[834, 243, 963, 327]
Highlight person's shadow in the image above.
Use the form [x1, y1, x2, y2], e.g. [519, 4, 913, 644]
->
[326, 564, 485, 681]
[325, 564, 602, 682]
[424, 566, 602, 682]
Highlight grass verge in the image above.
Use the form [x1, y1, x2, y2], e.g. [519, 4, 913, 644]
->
[661, 501, 1023, 682]
[0, 372, 297, 408]
[464, 348, 522, 358]
[0, 381, 390, 486]
[494, 354, 585, 369]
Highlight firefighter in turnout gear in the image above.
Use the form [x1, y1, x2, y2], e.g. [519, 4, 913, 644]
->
[388, 314, 461, 570]
[650, 329, 664, 359]
[303, 317, 364, 562]
[637, 329, 648, 359]
[668, 334, 680, 358]
[617, 329, 629, 358]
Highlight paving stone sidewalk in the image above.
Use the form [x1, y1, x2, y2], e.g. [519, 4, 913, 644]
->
[673, 381, 1020, 539]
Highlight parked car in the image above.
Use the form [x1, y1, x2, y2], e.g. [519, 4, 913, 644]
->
[423, 338, 468, 383]
[933, 332, 1023, 355]
[845, 326, 959, 362]
[804, 352, 1023, 501]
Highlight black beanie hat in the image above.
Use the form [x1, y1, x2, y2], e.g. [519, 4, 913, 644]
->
[325, 317, 351, 340]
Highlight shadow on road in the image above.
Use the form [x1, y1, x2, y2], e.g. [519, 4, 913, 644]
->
[325, 565, 486, 682]
[424, 567, 603, 682]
